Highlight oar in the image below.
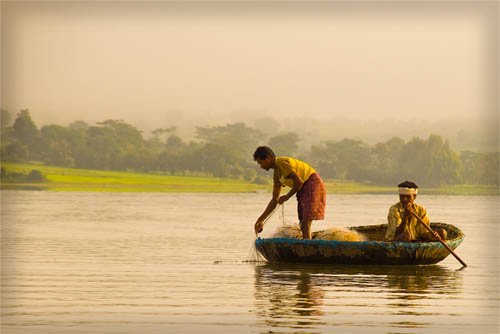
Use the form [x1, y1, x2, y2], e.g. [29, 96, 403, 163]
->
[408, 210, 467, 267]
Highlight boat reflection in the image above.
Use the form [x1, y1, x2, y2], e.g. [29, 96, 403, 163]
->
[254, 263, 327, 330]
[253, 263, 463, 331]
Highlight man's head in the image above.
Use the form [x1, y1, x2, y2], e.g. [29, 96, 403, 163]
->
[253, 146, 276, 171]
[397, 180, 418, 208]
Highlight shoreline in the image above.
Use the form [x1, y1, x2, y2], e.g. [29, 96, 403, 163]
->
[1, 162, 498, 195]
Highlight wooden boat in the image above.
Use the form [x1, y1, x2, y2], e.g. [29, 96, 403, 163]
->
[255, 223, 464, 265]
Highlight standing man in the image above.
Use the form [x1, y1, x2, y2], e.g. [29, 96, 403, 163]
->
[253, 146, 326, 239]
[385, 180, 447, 242]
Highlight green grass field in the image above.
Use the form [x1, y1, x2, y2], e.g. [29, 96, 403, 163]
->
[0, 162, 498, 195]
[0, 163, 266, 192]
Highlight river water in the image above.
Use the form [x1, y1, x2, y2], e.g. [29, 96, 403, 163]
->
[1, 191, 498, 334]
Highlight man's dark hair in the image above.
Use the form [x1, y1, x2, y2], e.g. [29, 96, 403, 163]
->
[398, 180, 419, 189]
[253, 146, 275, 160]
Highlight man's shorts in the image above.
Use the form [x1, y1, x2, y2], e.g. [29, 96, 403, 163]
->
[296, 173, 326, 221]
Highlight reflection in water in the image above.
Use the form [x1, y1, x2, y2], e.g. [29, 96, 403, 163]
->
[254, 263, 463, 332]
[254, 264, 327, 331]
[384, 265, 464, 329]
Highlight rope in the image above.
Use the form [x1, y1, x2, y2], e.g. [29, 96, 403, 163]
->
[280, 204, 285, 225]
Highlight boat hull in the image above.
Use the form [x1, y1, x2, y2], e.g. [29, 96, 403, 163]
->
[255, 223, 464, 265]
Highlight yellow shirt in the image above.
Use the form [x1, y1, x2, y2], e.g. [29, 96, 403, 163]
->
[385, 202, 430, 241]
[273, 157, 316, 189]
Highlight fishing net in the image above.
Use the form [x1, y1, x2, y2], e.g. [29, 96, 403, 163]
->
[313, 227, 367, 241]
[246, 204, 289, 262]
[245, 243, 267, 263]
[247, 204, 368, 263]
[271, 225, 367, 241]
[271, 224, 303, 238]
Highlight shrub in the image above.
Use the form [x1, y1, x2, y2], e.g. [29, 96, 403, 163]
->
[253, 176, 269, 185]
[26, 169, 44, 182]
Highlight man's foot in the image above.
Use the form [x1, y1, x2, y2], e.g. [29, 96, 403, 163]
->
[394, 231, 411, 242]
[437, 228, 447, 241]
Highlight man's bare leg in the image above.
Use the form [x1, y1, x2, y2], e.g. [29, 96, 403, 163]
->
[300, 219, 313, 239]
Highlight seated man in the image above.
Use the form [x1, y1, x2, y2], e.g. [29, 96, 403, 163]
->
[385, 181, 447, 242]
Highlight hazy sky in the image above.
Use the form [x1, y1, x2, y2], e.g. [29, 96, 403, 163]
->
[1, 1, 498, 134]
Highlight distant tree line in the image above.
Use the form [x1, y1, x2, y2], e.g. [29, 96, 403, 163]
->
[1, 109, 498, 187]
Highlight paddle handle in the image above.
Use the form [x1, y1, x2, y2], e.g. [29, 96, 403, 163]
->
[408, 210, 467, 267]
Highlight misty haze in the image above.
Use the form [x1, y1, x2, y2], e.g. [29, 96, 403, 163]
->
[1, 2, 498, 152]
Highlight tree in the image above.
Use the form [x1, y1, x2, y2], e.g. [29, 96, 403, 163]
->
[97, 119, 145, 151]
[425, 135, 462, 185]
[195, 123, 263, 177]
[397, 134, 462, 186]
[87, 119, 147, 170]
[3, 142, 29, 161]
[477, 153, 499, 185]
[165, 134, 184, 153]
[148, 127, 177, 154]
[460, 150, 479, 184]
[1, 110, 13, 160]
[370, 137, 405, 184]
[12, 110, 39, 146]
[1, 109, 11, 130]
[268, 132, 300, 156]
[77, 125, 116, 169]
[152, 126, 176, 138]
[68, 120, 89, 130]
[195, 143, 232, 177]
[310, 138, 371, 180]
[11, 109, 40, 160]
[39, 125, 77, 167]
[397, 137, 428, 182]
[461, 151, 499, 185]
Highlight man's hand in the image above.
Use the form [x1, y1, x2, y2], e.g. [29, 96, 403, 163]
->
[254, 218, 264, 235]
[403, 203, 415, 213]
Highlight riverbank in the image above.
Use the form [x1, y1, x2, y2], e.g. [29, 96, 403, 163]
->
[1, 162, 498, 195]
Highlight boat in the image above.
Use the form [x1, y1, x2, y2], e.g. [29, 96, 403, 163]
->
[255, 223, 465, 265]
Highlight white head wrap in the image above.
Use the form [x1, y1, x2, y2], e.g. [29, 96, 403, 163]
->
[398, 187, 418, 195]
